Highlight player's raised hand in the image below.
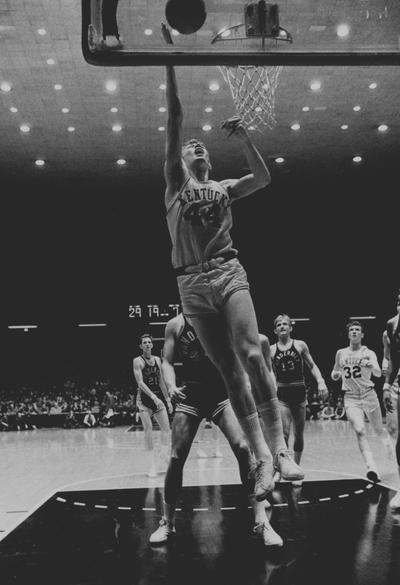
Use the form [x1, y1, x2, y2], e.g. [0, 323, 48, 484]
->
[221, 116, 247, 139]
[170, 385, 187, 404]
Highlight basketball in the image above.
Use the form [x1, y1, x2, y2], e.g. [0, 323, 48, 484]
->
[165, 0, 207, 35]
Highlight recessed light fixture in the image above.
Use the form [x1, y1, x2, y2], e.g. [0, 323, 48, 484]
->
[248, 126, 256, 131]
[202, 124, 212, 131]
[310, 80, 321, 91]
[158, 126, 165, 131]
[46, 58, 55, 65]
[35, 159, 45, 167]
[209, 82, 220, 91]
[341, 124, 349, 130]
[302, 106, 310, 112]
[275, 157, 285, 163]
[1, 81, 12, 92]
[54, 84, 63, 91]
[336, 24, 350, 37]
[67, 126, 75, 132]
[159, 83, 166, 90]
[10, 106, 18, 113]
[205, 106, 213, 113]
[353, 155, 362, 163]
[291, 122, 300, 130]
[144, 28, 153, 36]
[20, 124, 31, 133]
[37, 28, 47, 36]
[255, 106, 262, 113]
[377, 124, 388, 132]
[353, 105, 361, 111]
[369, 82, 377, 89]
[105, 80, 118, 92]
[61, 107, 70, 113]
[112, 124, 122, 132]
[158, 106, 166, 112]
[110, 107, 118, 113]
[116, 158, 127, 165]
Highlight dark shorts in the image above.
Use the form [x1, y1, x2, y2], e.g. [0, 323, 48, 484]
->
[177, 258, 249, 317]
[136, 392, 167, 416]
[277, 385, 307, 407]
[175, 381, 230, 422]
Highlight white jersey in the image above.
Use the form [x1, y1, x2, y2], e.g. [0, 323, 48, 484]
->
[337, 346, 378, 393]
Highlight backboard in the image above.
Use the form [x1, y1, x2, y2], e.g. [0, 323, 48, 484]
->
[82, 0, 400, 66]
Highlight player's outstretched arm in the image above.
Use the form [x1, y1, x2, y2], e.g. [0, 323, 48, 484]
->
[220, 116, 271, 200]
[164, 66, 185, 203]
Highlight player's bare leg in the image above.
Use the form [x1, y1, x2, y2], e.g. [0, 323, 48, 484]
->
[346, 406, 380, 482]
[138, 410, 157, 477]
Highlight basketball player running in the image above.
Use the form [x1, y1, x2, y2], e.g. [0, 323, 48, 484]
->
[382, 293, 400, 510]
[164, 65, 303, 501]
[331, 321, 393, 483]
[133, 334, 172, 477]
[149, 313, 283, 547]
[271, 314, 328, 485]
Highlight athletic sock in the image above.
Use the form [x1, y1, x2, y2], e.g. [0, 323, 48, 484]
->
[238, 412, 272, 461]
[258, 398, 287, 456]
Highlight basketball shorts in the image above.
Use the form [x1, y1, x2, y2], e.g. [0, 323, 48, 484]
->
[137, 394, 167, 416]
[344, 389, 380, 415]
[175, 381, 230, 422]
[277, 385, 307, 407]
[177, 258, 249, 317]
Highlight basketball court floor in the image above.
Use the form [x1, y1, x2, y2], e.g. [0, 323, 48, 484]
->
[1, 421, 399, 584]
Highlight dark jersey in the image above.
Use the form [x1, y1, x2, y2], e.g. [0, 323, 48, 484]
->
[272, 340, 305, 388]
[137, 356, 164, 410]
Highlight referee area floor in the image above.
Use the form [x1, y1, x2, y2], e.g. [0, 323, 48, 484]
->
[1, 421, 400, 584]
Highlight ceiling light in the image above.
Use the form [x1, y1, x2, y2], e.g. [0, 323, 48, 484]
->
[171, 29, 180, 36]
[110, 107, 118, 113]
[61, 107, 70, 113]
[341, 124, 349, 130]
[302, 106, 310, 112]
[353, 105, 361, 111]
[159, 83, 166, 90]
[291, 122, 300, 130]
[202, 124, 212, 131]
[377, 124, 388, 132]
[67, 126, 75, 132]
[37, 28, 47, 36]
[205, 106, 213, 113]
[144, 29, 153, 36]
[158, 106, 166, 112]
[336, 24, 350, 37]
[9, 106, 18, 113]
[353, 155, 362, 163]
[158, 126, 165, 131]
[255, 106, 262, 113]
[20, 124, 31, 133]
[46, 58, 55, 65]
[116, 158, 127, 165]
[35, 159, 45, 167]
[275, 157, 285, 163]
[209, 82, 220, 92]
[369, 82, 377, 89]
[105, 80, 118, 92]
[112, 124, 122, 132]
[310, 80, 321, 91]
[248, 126, 256, 131]
[1, 81, 12, 92]
[54, 84, 63, 90]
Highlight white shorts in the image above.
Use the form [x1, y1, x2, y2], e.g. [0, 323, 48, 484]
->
[344, 389, 380, 415]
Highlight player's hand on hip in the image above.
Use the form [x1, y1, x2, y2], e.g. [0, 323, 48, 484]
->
[221, 116, 247, 140]
[170, 385, 187, 404]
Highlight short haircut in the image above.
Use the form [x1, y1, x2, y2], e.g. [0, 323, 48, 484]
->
[182, 138, 206, 151]
[140, 333, 153, 342]
[274, 314, 292, 328]
[346, 320, 363, 333]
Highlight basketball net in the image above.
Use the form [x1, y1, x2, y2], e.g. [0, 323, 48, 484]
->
[218, 65, 282, 131]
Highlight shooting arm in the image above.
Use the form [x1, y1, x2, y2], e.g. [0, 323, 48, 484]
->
[164, 66, 185, 199]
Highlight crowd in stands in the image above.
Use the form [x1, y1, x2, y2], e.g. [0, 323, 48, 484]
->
[0, 379, 137, 431]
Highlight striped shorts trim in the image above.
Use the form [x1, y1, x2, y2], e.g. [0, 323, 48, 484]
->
[175, 398, 230, 421]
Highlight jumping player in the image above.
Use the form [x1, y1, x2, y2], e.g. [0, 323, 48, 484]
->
[149, 314, 283, 547]
[271, 314, 328, 485]
[133, 334, 172, 477]
[164, 65, 303, 500]
[331, 321, 393, 482]
[382, 293, 400, 510]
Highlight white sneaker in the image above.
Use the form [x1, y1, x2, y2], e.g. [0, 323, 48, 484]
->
[254, 459, 275, 501]
[389, 491, 400, 510]
[274, 450, 304, 481]
[149, 518, 176, 544]
[253, 521, 283, 547]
